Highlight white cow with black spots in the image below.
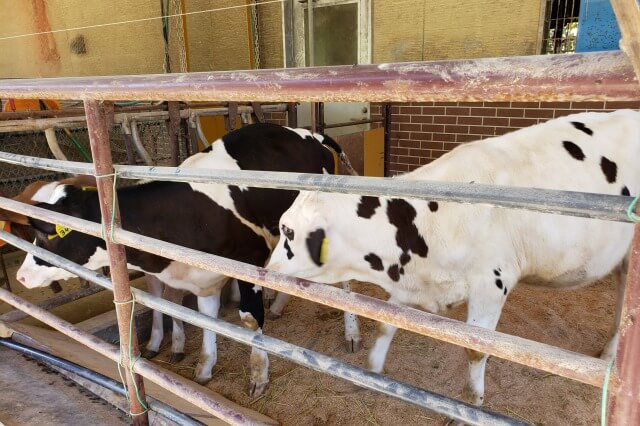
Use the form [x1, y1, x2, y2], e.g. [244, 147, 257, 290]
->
[266, 110, 638, 407]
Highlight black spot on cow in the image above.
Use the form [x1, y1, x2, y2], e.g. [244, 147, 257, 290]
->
[386, 199, 429, 259]
[495, 279, 503, 290]
[281, 224, 295, 241]
[428, 201, 439, 212]
[357, 196, 381, 218]
[364, 253, 384, 271]
[570, 121, 594, 136]
[622, 186, 631, 196]
[399, 267, 405, 275]
[493, 269, 500, 277]
[600, 156, 617, 183]
[400, 253, 411, 266]
[387, 264, 401, 282]
[503, 287, 508, 296]
[562, 141, 585, 161]
[284, 239, 294, 259]
[306, 228, 326, 266]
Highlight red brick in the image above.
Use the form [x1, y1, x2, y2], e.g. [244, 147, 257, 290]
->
[400, 106, 422, 115]
[494, 127, 519, 135]
[445, 107, 471, 116]
[400, 123, 421, 132]
[391, 105, 400, 114]
[421, 106, 446, 115]
[571, 101, 605, 109]
[456, 133, 478, 143]
[434, 102, 458, 106]
[510, 118, 539, 127]
[422, 141, 444, 150]
[484, 101, 511, 107]
[397, 155, 420, 165]
[408, 164, 421, 171]
[398, 139, 421, 149]
[411, 115, 434, 124]
[605, 101, 640, 109]
[390, 163, 409, 172]
[511, 102, 540, 108]
[391, 130, 411, 139]
[409, 148, 432, 157]
[419, 157, 431, 165]
[412, 102, 435, 106]
[422, 124, 445, 133]
[483, 117, 509, 126]
[391, 123, 400, 131]
[457, 116, 482, 125]
[393, 114, 411, 123]
[411, 132, 432, 141]
[524, 109, 554, 119]
[497, 108, 524, 117]
[390, 147, 408, 156]
[554, 109, 584, 118]
[458, 101, 483, 107]
[445, 125, 470, 134]
[432, 132, 456, 142]
[469, 126, 495, 135]
[443, 142, 461, 151]
[470, 107, 497, 117]
[431, 149, 448, 158]
[433, 115, 457, 124]
[540, 101, 571, 108]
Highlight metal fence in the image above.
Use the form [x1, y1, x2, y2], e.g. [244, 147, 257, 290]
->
[0, 17, 639, 426]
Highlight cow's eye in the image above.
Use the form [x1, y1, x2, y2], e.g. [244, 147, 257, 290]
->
[281, 225, 295, 241]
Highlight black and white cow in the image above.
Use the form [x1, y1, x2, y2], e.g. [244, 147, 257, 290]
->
[266, 110, 639, 406]
[15, 123, 354, 396]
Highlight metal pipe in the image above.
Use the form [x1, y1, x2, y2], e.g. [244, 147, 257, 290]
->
[0, 281, 266, 426]
[0, 230, 526, 426]
[44, 128, 68, 161]
[84, 100, 149, 424]
[287, 102, 298, 128]
[0, 339, 205, 426]
[0, 283, 104, 322]
[0, 203, 609, 388]
[0, 52, 637, 102]
[0, 153, 634, 223]
[322, 117, 384, 129]
[0, 104, 166, 121]
[194, 114, 211, 148]
[129, 120, 155, 166]
[383, 103, 392, 177]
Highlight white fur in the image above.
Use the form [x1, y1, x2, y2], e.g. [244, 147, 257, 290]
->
[267, 110, 640, 406]
[31, 182, 62, 203]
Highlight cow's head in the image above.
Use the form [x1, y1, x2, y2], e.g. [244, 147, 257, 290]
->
[16, 185, 105, 288]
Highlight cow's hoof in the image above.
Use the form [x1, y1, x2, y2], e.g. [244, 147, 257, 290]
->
[266, 311, 283, 320]
[345, 337, 362, 353]
[170, 352, 185, 364]
[194, 374, 212, 385]
[141, 350, 159, 359]
[249, 380, 269, 397]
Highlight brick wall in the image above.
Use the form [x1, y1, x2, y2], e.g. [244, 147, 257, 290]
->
[388, 100, 640, 175]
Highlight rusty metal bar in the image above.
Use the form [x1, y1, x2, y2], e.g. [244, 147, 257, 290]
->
[167, 102, 181, 166]
[0, 284, 268, 426]
[0, 283, 104, 322]
[0, 229, 525, 426]
[0, 152, 634, 223]
[0, 198, 608, 388]
[287, 102, 298, 128]
[84, 100, 149, 424]
[0, 52, 638, 102]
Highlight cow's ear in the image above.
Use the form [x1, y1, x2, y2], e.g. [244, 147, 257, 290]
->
[306, 228, 328, 266]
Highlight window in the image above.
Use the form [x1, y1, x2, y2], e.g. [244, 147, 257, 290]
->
[541, 0, 581, 54]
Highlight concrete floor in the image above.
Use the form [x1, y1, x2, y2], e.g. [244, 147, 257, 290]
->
[0, 346, 128, 426]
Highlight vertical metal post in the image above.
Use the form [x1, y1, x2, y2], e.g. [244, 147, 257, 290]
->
[383, 103, 392, 177]
[84, 100, 149, 425]
[316, 102, 325, 134]
[608, 218, 640, 424]
[167, 101, 181, 166]
[307, 0, 317, 133]
[287, 102, 298, 128]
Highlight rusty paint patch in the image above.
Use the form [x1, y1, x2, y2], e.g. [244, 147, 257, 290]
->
[30, 0, 61, 68]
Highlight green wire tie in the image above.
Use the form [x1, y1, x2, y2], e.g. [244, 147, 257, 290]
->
[601, 360, 614, 426]
[627, 195, 640, 223]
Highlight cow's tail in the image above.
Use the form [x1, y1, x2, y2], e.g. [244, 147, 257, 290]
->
[320, 136, 359, 176]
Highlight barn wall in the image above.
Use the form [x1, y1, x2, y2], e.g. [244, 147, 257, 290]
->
[372, 0, 545, 63]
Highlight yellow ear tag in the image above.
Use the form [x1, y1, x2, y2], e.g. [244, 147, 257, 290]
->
[48, 224, 72, 240]
[81, 186, 97, 191]
[319, 238, 329, 264]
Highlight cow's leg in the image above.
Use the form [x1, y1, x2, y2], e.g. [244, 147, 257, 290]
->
[238, 280, 269, 397]
[163, 284, 187, 363]
[462, 276, 510, 406]
[601, 257, 628, 360]
[194, 292, 221, 384]
[341, 281, 361, 353]
[263, 287, 277, 310]
[366, 296, 400, 373]
[142, 275, 165, 359]
[266, 291, 290, 319]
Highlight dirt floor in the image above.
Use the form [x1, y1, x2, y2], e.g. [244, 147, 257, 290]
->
[148, 277, 615, 426]
[0, 248, 615, 425]
[0, 345, 128, 426]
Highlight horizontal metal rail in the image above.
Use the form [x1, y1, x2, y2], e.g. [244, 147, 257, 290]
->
[0, 52, 638, 102]
[0, 229, 525, 426]
[0, 152, 633, 222]
[0, 198, 608, 388]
